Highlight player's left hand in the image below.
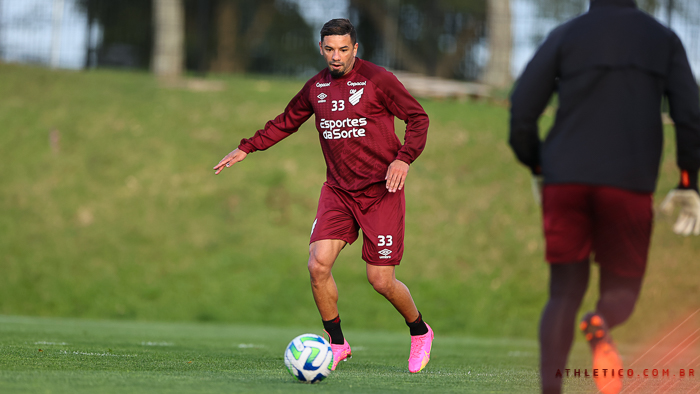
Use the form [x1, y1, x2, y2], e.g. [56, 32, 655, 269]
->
[659, 189, 700, 236]
[386, 160, 409, 193]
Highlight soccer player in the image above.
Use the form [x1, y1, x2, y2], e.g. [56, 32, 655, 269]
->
[213, 19, 433, 373]
[509, 0, 700, 393]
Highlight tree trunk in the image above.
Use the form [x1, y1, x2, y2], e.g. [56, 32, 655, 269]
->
[435, 24, 480, 79]
[197, 0, 210, 75]
[482, 0, 512, 88]
[152, 0, 185, 78]
[210, 0, 239, 73]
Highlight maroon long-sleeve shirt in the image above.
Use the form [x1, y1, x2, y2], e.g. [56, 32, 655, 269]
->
[238, 58, 429, 192]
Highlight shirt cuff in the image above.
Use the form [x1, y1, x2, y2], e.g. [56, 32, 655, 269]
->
[679, 168, 699, 192]
[395, 152, 414, 165]
[237, 141, 255, 154]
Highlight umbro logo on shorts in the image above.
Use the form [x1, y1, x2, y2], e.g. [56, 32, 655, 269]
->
[378, 248, 392, 259]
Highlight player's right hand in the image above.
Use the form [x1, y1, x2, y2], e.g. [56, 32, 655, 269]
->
[213, 148, 247, 175]
[659, 189, 700, 236]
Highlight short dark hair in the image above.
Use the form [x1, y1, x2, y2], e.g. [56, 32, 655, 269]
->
[320, 19, 356, 45]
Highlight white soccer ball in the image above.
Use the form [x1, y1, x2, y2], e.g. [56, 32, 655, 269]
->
[284, 333, 333, 383]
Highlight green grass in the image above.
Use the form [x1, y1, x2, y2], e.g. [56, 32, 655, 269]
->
[0, 315, 540, 393]
[2, 315, 698, 393]
[0, 63, 698, 348]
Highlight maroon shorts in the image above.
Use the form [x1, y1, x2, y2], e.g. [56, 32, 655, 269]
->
[542, 184, 653, 278]
[310, 183, 404, 265]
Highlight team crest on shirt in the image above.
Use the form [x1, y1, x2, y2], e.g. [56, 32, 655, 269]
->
[349, 88, 364, 106]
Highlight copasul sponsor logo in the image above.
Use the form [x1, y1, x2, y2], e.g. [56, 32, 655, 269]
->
[347, 81, 366, 87]
[316, 82, 331, 88]
[319, 117, 368, 140]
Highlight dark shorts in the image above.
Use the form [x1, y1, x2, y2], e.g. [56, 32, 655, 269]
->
[542, 184, 653, 278]
[310, 183, 404, 265]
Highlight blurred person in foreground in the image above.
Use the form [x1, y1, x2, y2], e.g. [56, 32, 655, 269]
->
[214, 19, 433, 373]
[509, 0, 700, 393]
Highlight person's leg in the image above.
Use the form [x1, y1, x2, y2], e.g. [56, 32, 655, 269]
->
[577, 186, 652, 394]
[308, 184, 360, 349]
[354, 185, 432, 372]
[366, 263, 432, 373]
[592, 186, 651, 329]
[308, 239, 347, 321]
[308, 239, 353, 370]
[539, 260, 590, 394]
[573, 271, 642, 394]
[596, 269, 643, 329]
[540, 184, 594, 393]
[357, 185, 416, 320]
[365, 264, 420, 322]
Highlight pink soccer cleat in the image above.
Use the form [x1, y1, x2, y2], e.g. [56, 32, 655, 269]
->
[325, 331, 352, 371]
[408, 323, 434, 373]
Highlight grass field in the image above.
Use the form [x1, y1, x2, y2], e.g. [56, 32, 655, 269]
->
[2, 315, 698, 393]
[1, 63, 699, 392]
[0, 315, 540, 393]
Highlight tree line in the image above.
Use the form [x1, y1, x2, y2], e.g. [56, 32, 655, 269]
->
[78, 0, 682, 87]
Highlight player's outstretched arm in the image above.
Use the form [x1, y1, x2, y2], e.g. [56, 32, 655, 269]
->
[213, 148, 248, 175]
[386, 160, 409, 193]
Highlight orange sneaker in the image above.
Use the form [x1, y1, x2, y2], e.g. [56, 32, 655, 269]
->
[580, 312, 623, 394]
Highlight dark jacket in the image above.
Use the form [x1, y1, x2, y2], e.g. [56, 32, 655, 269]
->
[509, 0, 700, 193]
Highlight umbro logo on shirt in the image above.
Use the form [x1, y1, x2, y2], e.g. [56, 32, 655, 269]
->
[317, 93, 327, 103]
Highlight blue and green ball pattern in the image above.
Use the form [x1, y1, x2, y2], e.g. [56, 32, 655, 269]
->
[284, 333, 334, 383]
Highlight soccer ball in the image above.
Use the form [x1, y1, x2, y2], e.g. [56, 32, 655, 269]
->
[284, 333, 333, 383]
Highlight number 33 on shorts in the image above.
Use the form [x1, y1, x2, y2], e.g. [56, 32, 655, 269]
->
[377, 235, 393, 247]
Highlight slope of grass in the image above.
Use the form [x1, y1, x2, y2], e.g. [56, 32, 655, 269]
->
[0, 63, 698, 347]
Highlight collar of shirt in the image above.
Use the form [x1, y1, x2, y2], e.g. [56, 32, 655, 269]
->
[589, 0, 637, 10]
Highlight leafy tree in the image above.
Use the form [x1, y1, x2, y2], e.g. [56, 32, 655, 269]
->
[350, 0, 488, 80]
[209, 0, 318, 75]
[77, 0, 153, 69]
[77, 0, 316, 76]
